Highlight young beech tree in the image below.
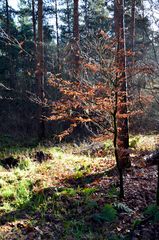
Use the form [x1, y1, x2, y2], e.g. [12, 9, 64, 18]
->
[48, 30, 149, 197]
[114, 0, 131, 198]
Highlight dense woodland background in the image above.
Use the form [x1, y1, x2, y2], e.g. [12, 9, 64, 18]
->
[0, 0, 159, 144]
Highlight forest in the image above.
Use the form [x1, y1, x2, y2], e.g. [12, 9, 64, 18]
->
[0, 0, 159, 239]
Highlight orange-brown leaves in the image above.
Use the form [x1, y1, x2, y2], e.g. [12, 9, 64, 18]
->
[84, 63, 100, 73]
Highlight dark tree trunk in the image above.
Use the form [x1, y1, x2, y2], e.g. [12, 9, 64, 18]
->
[131, 0, 136, 60]
[32, 0, 37, 93]
[114, 0, 129, 169]
[157, 164, 159, 206]
[73, 0, 80, 79]
[127, 0, 136, 81]
[73, 0, 79, 40]
[5, 0, 9, 34]
[55, 0, 60, 72]
[114, 0, 130, 198]
[36, 0, 45, 140]
[84, 0, 88, 31]
[32, 0, 36, 47]
[66, 0, 71, 34]
[5, 0, 16, 89]
[113, 86, 124, 199]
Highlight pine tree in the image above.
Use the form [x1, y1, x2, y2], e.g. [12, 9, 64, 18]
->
[36, 0, 45, 139]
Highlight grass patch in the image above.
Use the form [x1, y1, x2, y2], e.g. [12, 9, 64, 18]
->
[0, 134, 158, 239]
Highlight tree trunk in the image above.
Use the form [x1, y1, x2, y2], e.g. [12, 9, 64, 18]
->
[73, 0, 80, 79]
[36, 0, 45, 140]
[157, 164, 159, 206]
[114, 0, 129, 168]
[55, 0, 60, 72]
[5, 0, 9, 34]
[130, 0, 136, 64]
[84, 0, 88, 31]
[66, 0, 71, 34]
[32, 0, 36, 47]
[73, 0, 79, 40]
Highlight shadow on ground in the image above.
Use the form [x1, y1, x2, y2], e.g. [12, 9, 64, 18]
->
[0, 167, 120, 239]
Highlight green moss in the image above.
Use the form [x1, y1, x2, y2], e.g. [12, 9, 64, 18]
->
[129, 136, 140, 148]
[1, 187, 15, 200]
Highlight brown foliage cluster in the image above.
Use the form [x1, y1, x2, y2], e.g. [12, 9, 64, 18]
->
[48, 32, 154, 141]
[48, 74, 114, 140]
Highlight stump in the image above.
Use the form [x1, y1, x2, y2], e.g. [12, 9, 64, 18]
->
[0, 156, 19, 169]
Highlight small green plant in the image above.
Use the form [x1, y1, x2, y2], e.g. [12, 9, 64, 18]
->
[129, 136, 140, 149]
[30, 192, 47, 211]
[86, 200, 98, 209]
[93, 204, 117, 222]
[15, 179, 33, 207]
[108, 186, 119, 198]
[144, 204, 159, 223]
[1, 186, 15, 200]
[0, 179, 6, 188]
[63, 220, 86, 240]
[57, 188, 77, 197]
[108, 235, 121, 240]
[104, 140, 113, 150]
[81, 187, 97, 196]
[132, 219, 142, 229]
[73, 170, 85, 179]
[114, 202, 133, 214]
[18, 157, 31, 170]
[0, 202, 13, 213]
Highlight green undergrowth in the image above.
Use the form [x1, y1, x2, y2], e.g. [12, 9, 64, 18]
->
[0, 144, 107, 213]
[0, 135, 158, 239]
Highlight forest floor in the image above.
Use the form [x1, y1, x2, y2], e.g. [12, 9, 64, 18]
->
[0, 134, 159, 240]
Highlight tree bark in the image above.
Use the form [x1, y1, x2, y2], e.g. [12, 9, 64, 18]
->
[5, 0, 9, 34]
[84, 0, 88, 31]
[73, 0, 80, 79]
[32, 0, 36, 47]
[114, 0, 129, 169]
[131, 0, 136, 62]
[55, 0, 60, 72]
[73, 0, 79, 40]
[66, 0, 71, 34]
[36, 0, 45, 140]
[157, 164, 159, 206]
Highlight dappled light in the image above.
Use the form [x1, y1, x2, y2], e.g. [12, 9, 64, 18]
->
[0, 0, 159, 239]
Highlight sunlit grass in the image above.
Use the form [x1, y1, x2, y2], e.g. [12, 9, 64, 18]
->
[0, 134, 158, 239]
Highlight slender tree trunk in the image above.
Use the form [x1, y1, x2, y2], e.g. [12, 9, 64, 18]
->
[36, 0, 45, 140]
[32, 0, 36, 47]
[127, 0, 136, 92]
[32, 0, 37, 93]
[157, 164, 159, 206]
[73, 0, 79, 40]
[114, 0, 129, 170]
[5, 0, 9, 34]
[5, 0, 16, 89]
[66, 0, 71, 34]
[55, 0, 60, 72]
[84, 0, 88, 31]
[113, 91, 124, 199]
[73, 0, 80, 79]
[131, 0, 136, 65]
